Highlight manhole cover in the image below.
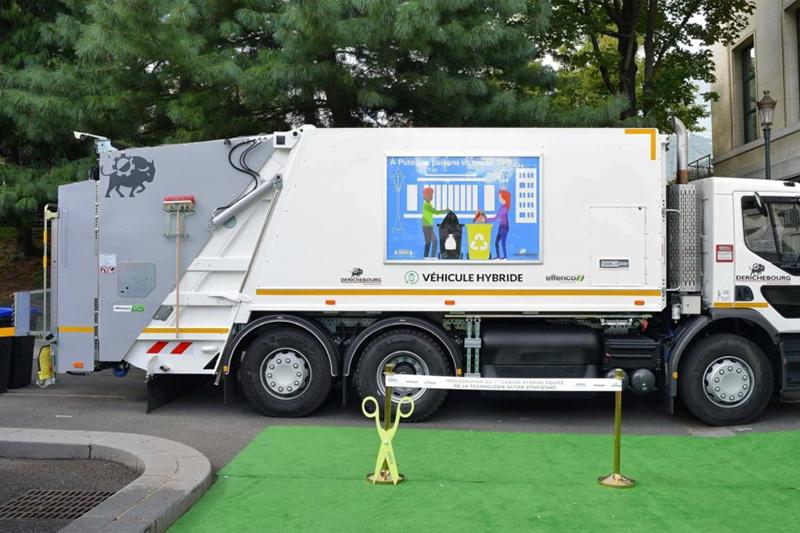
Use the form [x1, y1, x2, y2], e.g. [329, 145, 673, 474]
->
[0, 490, 115, 520]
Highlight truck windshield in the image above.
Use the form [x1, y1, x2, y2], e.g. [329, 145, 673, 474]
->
[742, 196, 800, 274]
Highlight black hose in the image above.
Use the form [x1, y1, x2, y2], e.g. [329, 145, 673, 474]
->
[217, 139, 264, 213]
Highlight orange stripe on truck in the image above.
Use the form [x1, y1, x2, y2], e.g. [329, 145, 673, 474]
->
[256, 288, 662, 297]
[624, 128, 657, 160]
[58, 326, 94, 334]
[713, 302, 769, 309]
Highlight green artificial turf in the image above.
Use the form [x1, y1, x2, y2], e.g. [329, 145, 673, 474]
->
[170, 425, 800, 532]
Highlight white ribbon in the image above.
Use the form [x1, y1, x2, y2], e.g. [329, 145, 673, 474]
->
[385, 374, 622, 392]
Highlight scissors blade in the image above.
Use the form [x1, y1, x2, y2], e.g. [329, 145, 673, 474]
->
[372, 443, 390, 482]
[386, 447, 400, 485]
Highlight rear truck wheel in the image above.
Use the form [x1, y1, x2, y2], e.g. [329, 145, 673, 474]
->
[679, 334, 773, 426]
[355, 328, 450, 422]
[240, 326, 333, 417]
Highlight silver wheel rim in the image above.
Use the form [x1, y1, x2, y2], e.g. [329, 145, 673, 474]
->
[702, 356, 754, 408]
[376, 350, 430, 402]
[259, 348, 311, 400]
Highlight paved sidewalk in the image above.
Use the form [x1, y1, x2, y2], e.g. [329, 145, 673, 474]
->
[0, 428, 213, 533]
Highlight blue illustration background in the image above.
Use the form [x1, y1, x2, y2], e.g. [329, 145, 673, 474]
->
[385, 156, 541, 262]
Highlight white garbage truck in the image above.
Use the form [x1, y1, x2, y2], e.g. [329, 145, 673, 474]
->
[36, 120, 800, 425]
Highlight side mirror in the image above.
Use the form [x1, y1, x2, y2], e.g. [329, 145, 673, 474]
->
[754, 193, 768, 216]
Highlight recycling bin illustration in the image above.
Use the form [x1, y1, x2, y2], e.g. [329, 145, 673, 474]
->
[466, 223, 492, 260]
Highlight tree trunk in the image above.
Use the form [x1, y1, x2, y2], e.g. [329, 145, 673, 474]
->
[14, 217, 40, 258]
[325, 51, 360, 127]
[616, 0, 643, 120]
[641, 0, 658, 117]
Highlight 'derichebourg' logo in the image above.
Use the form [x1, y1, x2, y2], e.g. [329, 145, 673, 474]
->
[736, 262, 790, 282]
[341, 267, 381, 285]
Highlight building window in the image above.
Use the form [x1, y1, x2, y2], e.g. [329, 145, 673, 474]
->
[741, 44, 757, 143]
[797, 9, 800, 106]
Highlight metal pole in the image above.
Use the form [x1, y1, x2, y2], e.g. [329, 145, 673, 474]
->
[383, 364, 394, 431]
[612, 369, 622, 474]
[598, 368, 635, 488]
[42, 212, 48, 336]
[764, 127, 772, 180]
[175, 213, 181, 338]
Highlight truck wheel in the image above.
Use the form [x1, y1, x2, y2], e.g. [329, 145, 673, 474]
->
[240, 326, 332, 417]
[355, 328, 450, 422]
[679, 334, 773, 426]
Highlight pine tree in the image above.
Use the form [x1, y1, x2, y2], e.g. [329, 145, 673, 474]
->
[0, 0, 76, 256]
[258, 0, 570, 127]
[0, 0, 282, 255]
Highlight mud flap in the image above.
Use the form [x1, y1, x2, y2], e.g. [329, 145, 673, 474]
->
[222, 367, 238, 404]
[146, 374, 211, 413]
[661, 383, 675, 414]
[340, 375, 349, 406]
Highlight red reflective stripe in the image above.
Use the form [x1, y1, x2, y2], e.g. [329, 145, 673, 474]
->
[147, 341, 168, 354]
[171, 342, 192, 355]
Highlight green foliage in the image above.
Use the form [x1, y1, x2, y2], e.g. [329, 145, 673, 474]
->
[547, 0, 756, 131]
[248, 0, 564, 127]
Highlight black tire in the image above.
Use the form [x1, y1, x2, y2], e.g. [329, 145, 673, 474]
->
[679, 334, 773, 426]
[240, 326, 333, 417]
[355, 328, 450, 422]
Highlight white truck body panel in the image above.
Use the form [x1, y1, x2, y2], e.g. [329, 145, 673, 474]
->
[126, 127, 670, 373]
[241, 127, 667, 315]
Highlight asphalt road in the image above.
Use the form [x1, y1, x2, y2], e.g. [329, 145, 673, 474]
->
[2, 366, 800, 470]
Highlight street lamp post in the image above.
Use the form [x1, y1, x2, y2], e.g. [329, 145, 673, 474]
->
[757, 90, 777, 180]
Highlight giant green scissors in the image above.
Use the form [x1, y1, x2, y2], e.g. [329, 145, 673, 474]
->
[362, 395, 414, 485]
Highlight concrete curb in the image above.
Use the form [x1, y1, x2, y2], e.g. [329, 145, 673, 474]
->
[0, 428, 213, 533]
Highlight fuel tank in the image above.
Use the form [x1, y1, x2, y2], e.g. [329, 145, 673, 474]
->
[479, 322, 602, 379]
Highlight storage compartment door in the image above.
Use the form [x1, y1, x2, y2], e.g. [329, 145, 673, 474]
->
[589, 206, 646, 286]
[55, 181, 98, 372]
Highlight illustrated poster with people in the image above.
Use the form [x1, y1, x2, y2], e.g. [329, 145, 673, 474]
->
[385, 156, 541, 262]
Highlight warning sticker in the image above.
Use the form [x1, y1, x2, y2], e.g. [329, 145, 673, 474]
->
[99, 254, 117, 274]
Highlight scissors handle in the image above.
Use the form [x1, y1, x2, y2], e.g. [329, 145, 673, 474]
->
[393, 396, 415, 424]
[361, 396, 380, 419]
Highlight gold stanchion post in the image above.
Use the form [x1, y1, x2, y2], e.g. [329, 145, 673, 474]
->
[598, 368, 635, 488]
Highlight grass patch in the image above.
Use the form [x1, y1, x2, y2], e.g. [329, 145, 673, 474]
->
[170, 425, 800, 532]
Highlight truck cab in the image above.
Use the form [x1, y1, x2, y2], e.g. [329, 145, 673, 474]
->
[660, 177, 800, 425]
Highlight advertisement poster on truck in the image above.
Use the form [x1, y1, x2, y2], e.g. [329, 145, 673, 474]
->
[385, 155, 542, 263]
